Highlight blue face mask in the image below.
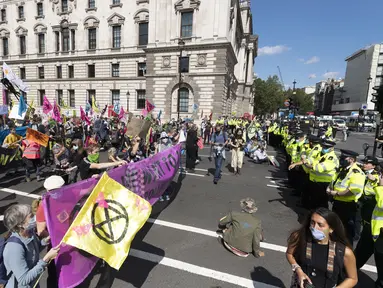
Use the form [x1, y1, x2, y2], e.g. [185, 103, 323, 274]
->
[310, 227, 326, 240]
[322, 148, 330, 154]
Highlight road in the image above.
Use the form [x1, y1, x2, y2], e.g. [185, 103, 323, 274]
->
[0, 133, 379, 288]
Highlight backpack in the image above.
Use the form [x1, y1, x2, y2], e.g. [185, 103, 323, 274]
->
[0, 233, 27, 285]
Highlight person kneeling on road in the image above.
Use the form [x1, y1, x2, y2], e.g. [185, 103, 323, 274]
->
[217, 198, 264, 258]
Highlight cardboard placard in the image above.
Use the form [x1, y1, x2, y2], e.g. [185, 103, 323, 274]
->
[26, 128, 49, 147]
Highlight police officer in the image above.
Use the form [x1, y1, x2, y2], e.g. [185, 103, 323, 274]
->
[288, 131, 306, 195]
[354, 157, 381, 274]
[327, 150, 365, 244]
[305, 139, 338, 209]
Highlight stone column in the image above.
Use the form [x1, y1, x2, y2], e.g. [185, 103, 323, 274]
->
[247, 48, 254, 84]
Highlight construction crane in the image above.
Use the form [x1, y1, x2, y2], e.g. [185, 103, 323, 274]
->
[277, 66, 286, 91]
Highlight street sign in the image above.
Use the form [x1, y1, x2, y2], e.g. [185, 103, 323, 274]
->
[361, 103, 368, 110]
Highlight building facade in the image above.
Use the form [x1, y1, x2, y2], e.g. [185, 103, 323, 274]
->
[0, 0, 258, 120]
[314, 79, 344, 115]
[331, 44, 382, 114]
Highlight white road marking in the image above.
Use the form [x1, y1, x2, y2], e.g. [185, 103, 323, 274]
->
[0, 188, 377, 274]
[181, 172, 205, 177]
[265, 176, 287, 180]
[130, 249, 276, 288]
[270, 180, 276, 184]
[267, 184, 281, 188]
[147, 218, 377, 273]
[0, 188, 41, 199]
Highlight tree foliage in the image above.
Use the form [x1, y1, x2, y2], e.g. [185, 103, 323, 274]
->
[285, 88, 314, 114]
[252, 75, 284, 115]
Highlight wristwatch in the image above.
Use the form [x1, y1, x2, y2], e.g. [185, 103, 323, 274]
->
[292, 264, 301, 272]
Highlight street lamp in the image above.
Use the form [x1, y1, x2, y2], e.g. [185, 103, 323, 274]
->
[177, 39, 185, 121]
[126, 90, 130, 111]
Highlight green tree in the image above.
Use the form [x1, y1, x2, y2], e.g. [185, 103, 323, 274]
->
[252, 75, 284, 115]
[285, 88, 314, 114]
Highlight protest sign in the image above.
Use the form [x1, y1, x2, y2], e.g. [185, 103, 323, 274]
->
[43, 144, 181, 288]
[26, 128, 49, 147]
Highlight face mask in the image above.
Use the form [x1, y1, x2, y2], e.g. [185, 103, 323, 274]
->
[322, 148, 330, 154]
[26, 216, 36, 231]
[310, 227, 326, 241]
[88, 152, 100, 163]
[72, 145, 78, 151]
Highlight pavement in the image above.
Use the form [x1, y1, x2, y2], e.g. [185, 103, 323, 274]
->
[0, 132, 379, 288]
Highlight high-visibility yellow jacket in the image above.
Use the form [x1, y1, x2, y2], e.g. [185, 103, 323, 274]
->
[309, 150, 339, 183]
[302, 144, 322, 173]
[333, 163, 365, 202]
[372, 185, 383, 241]
[364, 171, 380, 196]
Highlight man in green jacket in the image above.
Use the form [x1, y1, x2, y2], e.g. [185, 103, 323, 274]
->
[218, 198, 264, 258]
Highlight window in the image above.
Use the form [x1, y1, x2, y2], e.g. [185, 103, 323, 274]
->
[1, 9, 6, 22]
[18, 6, 24, 19]
[112, 0, 120, 4]
[137, 62, 146, 77]
[62, 28, 70, 52]
[88, 0, 95, 9]
[136, 89, 146, 109]
[88, 64, 95, 78]
[57, 66, 62, 79]
[69, 90, 75, 107]
[111, 63, 119, 77]
[37, 3, 43, 16]
[38, 67, 44, 79]
[20, 67, 26, 80]
[62, 0, 68, 12]
[19, 36, 26, 55]
[138, 22, 148, 46]
[38, 34, 45, 53]
[112, 90, 120, 105]
[2, 38, 8, 56]
[181, 12, 193, 38]
[68, 65, 74, 78]
[377, 65, 383, 76]
[179, 88, 189, 112]
[55, 31, 60, 52]
[57, 90, 63, 106]
[71, 30, 75, 50]
[88, 28, 96, 49]
[179, 56, 189, 73]
[38, 90, 45, 106]
[87, 90, 96, 104]
[112, 25, 121, 48]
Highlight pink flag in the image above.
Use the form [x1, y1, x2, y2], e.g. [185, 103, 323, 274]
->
[146, 100, 155, 113]
[141, 109, 148, 116]
[80, 106, 91, 125]
[52, 101, 62, 123]
[43, 96, 53, 114]
[118, 106, 125, 120]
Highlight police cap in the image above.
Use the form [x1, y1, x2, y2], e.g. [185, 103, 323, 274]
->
[340, 149, 359, 158]
[363, 156, 379, 166]
[308, 135, 320, 143]
[321, 139, 336, 147]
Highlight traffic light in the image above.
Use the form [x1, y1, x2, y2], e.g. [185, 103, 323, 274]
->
[372, 86, 383, 114]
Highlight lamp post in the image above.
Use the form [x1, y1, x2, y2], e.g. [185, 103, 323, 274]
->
[292, 80, 297, 118]
[126, 90, 130, 111]
[177, 39, 185, 121]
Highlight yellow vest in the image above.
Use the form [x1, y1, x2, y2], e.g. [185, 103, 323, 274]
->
[364, 171, 380, 196]
[333, 163, 365, 202]
[372, 186, 383, 241]
[291, 140, 305, 163]
[303, 144, 321, 174]
[310, 150, 339, 183]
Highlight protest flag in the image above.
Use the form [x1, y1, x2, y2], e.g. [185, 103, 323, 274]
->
[145, 100, 155, 113]
[52, 101, 62, 123]
[62, 173, 152, 270]
[18, 95, 27, 117]
[91, 95, 99, 113]
[26, 128, 49, 147]
[43, 96, 53, 114]
[3, 62, 29, 92]
[118, 106, 125, 120]
[80, 106, 91, 125]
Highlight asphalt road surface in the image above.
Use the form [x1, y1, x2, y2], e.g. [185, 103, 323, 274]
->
[0, 134, 379, 288]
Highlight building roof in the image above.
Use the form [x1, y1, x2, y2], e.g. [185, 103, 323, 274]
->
[344, 45, 374, 62]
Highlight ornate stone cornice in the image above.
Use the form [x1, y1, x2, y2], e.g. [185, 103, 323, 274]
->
[107, 12, 125, 26]
[0, 28, 10, 38]
[15, 25, 28, 36]
[134, 8, 149, 23]
[174, 0, 201, 13]
[83, 16, 100, 29]
[33, 23, 47, 34]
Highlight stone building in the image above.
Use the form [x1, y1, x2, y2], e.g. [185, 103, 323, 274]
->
[0, 0, 258, 120]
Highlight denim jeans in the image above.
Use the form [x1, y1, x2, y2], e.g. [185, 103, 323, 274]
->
[214, 155, 223, 180]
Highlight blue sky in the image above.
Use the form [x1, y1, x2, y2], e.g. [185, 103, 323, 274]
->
[252, 0, 383, 89]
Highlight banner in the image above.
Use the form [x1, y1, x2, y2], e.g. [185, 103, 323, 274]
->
[126, 118, 151, 138]
[3, 62, 29, 93]
[0, 126, 28, 145]
[26, 128, 49, 147]
[62, 173, 151, 270]
[43, 144, 181, 288]
[0, 147, 21, 166]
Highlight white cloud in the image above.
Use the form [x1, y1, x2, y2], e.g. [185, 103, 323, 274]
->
[323, 71, 339, 79]
[298, 58, 305, 62]
[258, 45, 291, 56]
[308, 74, 317, 79]
[305, 56, 320, 64]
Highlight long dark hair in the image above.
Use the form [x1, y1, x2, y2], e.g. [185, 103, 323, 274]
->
[287, 208, 350, 259]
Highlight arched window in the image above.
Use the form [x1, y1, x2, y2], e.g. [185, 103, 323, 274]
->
[179, 88, 189, 112]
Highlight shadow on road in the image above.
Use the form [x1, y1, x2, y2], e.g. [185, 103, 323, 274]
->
[251, 266, 285, 288]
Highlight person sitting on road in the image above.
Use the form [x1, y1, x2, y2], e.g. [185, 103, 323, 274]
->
[217, 198, 264, 258]
[3, 204, 60, 288]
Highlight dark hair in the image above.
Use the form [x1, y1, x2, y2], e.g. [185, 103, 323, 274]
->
[85, 143, 99, 154]
[287, 208, 350, 259]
